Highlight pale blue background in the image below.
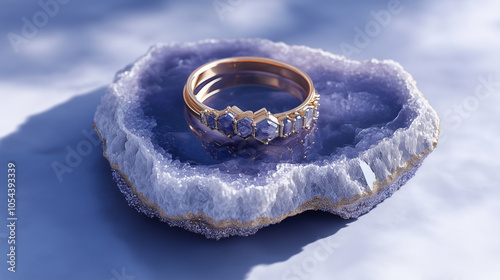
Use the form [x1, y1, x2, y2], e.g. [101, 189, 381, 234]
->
[1, 0, 499, 279]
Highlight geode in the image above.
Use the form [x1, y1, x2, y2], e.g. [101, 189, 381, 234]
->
[93, 39, 439, 239]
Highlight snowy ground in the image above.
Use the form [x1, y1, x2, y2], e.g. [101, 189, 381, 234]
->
[0, 0, 499, 279]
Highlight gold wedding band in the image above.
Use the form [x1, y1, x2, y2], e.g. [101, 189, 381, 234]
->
[183, 56, 320, 144]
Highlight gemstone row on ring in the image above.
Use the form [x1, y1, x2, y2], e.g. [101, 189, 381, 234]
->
[200, 94, 320, 144]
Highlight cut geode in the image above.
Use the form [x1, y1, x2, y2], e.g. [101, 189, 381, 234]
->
[93, 39, 439, 239]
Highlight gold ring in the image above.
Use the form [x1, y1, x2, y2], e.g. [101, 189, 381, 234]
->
[183, 56, 320, 144]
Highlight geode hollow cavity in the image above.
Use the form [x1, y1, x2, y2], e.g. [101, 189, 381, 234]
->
[93, 39, 439, 239]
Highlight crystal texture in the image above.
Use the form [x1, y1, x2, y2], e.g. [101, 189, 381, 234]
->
[200, 111, 207, 125]
[294, 115, 303, 132]
[304, 107, 314, 128]
[237, 117, 253, 138]
[282, 119, 293, 136]
[217, 112, 235, 136]
[93, 39, 440, 239]
[207, 113, 216, 129]
[255, 118, 279, 143]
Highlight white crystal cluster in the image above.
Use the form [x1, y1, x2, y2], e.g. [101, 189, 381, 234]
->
[94, 39, 439, 238]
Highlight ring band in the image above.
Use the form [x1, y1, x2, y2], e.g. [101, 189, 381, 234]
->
[183, 56, 320, 144]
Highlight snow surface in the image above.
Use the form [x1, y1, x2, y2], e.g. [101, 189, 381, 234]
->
[0, 0, 499, 279]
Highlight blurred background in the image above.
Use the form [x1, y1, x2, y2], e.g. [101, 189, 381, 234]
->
[2, 0, 499, 139]
[1, 0, 499, 279]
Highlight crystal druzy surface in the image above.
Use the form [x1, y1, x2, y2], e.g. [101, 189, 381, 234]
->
[93, 39, 439, 239]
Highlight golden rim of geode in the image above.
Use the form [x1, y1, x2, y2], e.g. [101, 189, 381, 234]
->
[94, 118, 439, 232]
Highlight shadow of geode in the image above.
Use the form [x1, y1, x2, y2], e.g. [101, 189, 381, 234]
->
[0, 88, 351, 280]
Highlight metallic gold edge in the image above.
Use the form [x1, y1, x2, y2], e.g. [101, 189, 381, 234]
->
[93, 117, 439, 231]
[184, 56, 316, 118]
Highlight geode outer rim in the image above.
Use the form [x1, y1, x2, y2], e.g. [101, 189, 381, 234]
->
[95, 122, 437, 239]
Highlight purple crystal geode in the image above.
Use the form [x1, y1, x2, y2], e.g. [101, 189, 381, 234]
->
[93, 39, 440, 239]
